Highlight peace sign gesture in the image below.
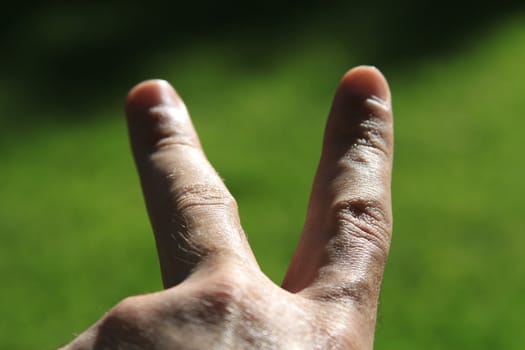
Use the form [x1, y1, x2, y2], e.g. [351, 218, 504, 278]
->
[62, 65, 393, 350]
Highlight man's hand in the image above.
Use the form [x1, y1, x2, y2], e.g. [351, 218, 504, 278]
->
[61, 66, 393, 350]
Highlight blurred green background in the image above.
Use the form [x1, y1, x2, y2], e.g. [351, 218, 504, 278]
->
[1, 1, 525, 349]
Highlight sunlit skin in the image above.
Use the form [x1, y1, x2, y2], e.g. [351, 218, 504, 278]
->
[61, 65, 394, 350]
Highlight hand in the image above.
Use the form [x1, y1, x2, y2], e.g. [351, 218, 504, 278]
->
[61, 66, 393, 350]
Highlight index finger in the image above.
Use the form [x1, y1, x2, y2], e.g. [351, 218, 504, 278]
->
[125, 80, 257, 288]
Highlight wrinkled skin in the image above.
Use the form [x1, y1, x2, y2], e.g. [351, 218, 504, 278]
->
[60, 66, 394, 350]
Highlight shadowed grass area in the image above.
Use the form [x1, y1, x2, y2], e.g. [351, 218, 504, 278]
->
[1, 14, 524, 350]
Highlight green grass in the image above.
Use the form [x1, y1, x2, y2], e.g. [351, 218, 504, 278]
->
[1, 15, 525, 349]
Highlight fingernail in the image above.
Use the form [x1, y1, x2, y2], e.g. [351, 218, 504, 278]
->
[126, 79, 180, 114]
[342, 66, 391, 106]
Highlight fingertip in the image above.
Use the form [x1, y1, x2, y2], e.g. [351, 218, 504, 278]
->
[340, 66, 391, 106]
[125, 79, 181, 116]
[124, 79, 195, 155]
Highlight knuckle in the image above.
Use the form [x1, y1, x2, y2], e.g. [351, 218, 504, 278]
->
[206, 272, 246, 302]
[96, 295, 155, 347]
[314, 278, 378, 307]
[108, 296, 148, 322]
[357, 118, 391, 154]
[196, 272, 248, 320]
[174, 183, 238, 216]
[331, 198, 391, 257]
[341, 118, 392, 164]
